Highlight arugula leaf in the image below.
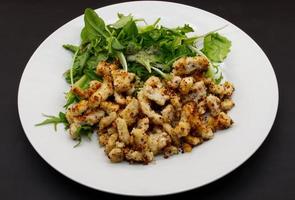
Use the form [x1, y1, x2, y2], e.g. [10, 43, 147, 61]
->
[73, 125, 95, 147]
[128, 62, 157, 81]
[116, 51, 128, 71]
[111, 14, 132, 29]
[84, 8, 109, 38]
[36, 112, 68, 131]
[121, 20, 138, 39]
[111, 37, 125, 50]
[174, 24, 194, 34]
[127, 50, 159, 73]
[84, 69, 102, 81]
[202, 33, 231, 62]
[63, 44, 79, 53]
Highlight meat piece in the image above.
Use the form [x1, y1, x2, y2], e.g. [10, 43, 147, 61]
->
[84, 110, 105, 125]
[100, 101, 120, 114]
[172, 55, 209, 76]
[174, 121, 191, 137]
[189, 114, 214, 139]
[88, 79, 113, 108]
[114, 91, 126, 105]
[223, 81, 235, 97]
[66, 100, 88, 123]
[166, 75, 181, 89]
[98, 133, 108, 146]
[148, 128, 171, 155]
[163, 146, 178, 158]
[105, 133, 118, 154]
[221, 99, 235, 111]
[108, 148, 124, 163]
[208, 82, 225, 97]
[161, 104, 175, 123]
[216, 112, 233, 129]
[143, 76, 169, 106]
[130, 118, 150, 148]
[184, 135, 202, 146]
[112, 69, 135, 93]
[206, 94, 221, 117]
[183, 81, 207, 103]
[71, 80, 101, 99]
[96, 61, 118, 77]
[182, 143, 192, 153]
[137, 90, 163, 125]
[116, 117, 131, 145]
[179, 77, 194, 95]
[124, 149, 154, 163]
[196, 99, 207, 115]
[119, 98, 139, 126]
[98, 112, 117, 130]
[162, 123, 180, 147]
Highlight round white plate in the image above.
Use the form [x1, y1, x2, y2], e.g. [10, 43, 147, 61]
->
[18, 1, 278, 196]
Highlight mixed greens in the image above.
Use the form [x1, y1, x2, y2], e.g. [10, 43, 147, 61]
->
[36, 8, 231, 143]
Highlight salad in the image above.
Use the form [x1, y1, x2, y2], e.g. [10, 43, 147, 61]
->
[37, 8, 234, 164]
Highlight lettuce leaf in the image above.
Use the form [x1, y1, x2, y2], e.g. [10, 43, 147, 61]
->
[202, 33, 231, 62]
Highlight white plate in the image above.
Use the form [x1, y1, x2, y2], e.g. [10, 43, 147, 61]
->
[18, 1, 278, 196]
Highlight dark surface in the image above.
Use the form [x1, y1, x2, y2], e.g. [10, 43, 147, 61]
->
[2, 0, 294, 199]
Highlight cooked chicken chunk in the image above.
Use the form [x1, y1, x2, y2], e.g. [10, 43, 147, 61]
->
[112, 70, 135, 93]
[88, 79, 113, 108]
[119, 98, 139, 126]
[221, 99, 235, 111]
[98, 112, 117, 131]
[116, 117, 131, 145]
[206, 94, 221, 117]
[84, 110, 105, 125]
[216, 112, 233, 129]
[100, 101, 120, 114]
[166, 75, 181, 89]
[108, 148, 124, 163]
[223, 81, 235, 96]
[148, 128, 171, 155]
[161, 104, 175, 123]
[71, 80, 101, 99]
[179, 77, 194, 95]
[143, 76, 169, 106]
[138, 90, 163, 125]
[172, 55, 209, 76]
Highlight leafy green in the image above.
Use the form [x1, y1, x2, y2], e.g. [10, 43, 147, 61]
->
[128, 62, 157, 81]
[127, 50, 159, 73]
[63, 44, 79, 53]
[111, 14, 133, 29]
[36, 112, 68, 131]
[73, 125, 95, 147]
[202, 33, 231, 62]
[84, 8, 109, 38]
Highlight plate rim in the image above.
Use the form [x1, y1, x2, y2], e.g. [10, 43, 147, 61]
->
[17, 1, 279, 196]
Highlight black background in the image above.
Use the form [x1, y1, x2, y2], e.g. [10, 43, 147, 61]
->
[2, 0, 295, 199]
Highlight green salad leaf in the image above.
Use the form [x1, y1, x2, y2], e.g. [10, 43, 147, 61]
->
[36, 112, 68, 131]
[202, 32, 231, 62]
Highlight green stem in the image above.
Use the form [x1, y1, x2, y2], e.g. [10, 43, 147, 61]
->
[70, 48, 80, 86]
[116, 51, 128, 71]
[184, 24, 228, 42]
